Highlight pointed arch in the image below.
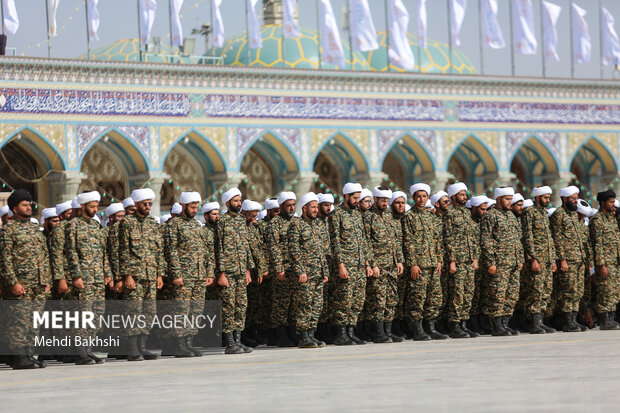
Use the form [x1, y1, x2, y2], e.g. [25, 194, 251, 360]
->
[1, 126, 66, 171]
[161, 128, 227, 174]
[569, 135, 618, 174]
[380, 132, 436, 190]
[312, 132, 370, 175]
[446, 134, 499, 194]
[569, 135, 618, 197]
[238, 130, 300, 174]
[510, 135, 559, 189]
[79, 128, 149, 176]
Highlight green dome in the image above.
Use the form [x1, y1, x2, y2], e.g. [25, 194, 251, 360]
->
[366, 31, 477, 74]
[208, 25, 370, 70]
[78, 39, 200, 64]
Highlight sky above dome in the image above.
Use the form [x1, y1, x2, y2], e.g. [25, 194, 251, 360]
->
[4, 0, 620, 79]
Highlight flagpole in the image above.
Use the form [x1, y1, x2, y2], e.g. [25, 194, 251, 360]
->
[569, 0, 574, 78]
[478, 0, 484, 74]
[45, 0, 52, 57]
[385, 0, 390, 71]
[316, 0, 322, 69]
[1, 0, 5, 36]
[447, 0, 453, 75]
[347, 2, 353, 70]
[599, 1, 604, 79]
[168, 0, 174, 54]
[137, 0, 143, 61]
[509, 0, 515, 76]
[281, 3, 285, 68]
[84, 0, 91, 60]
[246, 0, 251, 65]
[539, 0, 546, 77]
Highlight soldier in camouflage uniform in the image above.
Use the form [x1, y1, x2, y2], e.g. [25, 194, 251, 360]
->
[589, 189, 620, 330]
[430, 190, 449, 327]
[202, 202, 220, 302]
[578, 201, 595, 327]
[443, 183, 480, 339]
[41, 208, 60, 238]
[329, 182, 374, 345]
[387, 191, 408, 340]
[550, 187, 588, 332]
[256, 198, 277, 343]
[521, 186, 558, 334]
[315, 193, 334, 343]
[401, 183, 444, 341]
[0, 190, 51, 369]
[50, 200, 75, 300]
[467, 196, 490, 335]
[118, 188, 164, 361]
[123, 197, 137, 216]
[215, 188, 254, 354]
[288, 193, 329, 348]
[480, 187, 524, 336]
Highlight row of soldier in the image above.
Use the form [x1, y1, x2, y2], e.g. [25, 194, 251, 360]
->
[0, 179, 619, 370]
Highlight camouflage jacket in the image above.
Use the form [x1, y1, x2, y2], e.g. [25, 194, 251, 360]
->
[521, 206, 556, 264]
[364, 205, 402, 269]
[106, 222, 121, 281]
[589, 211, 620, 266]
[328, 204, 373, 269]
[164, 216, 213, 281]
[265, 214, 296, 274]
[443, 204, 479, 263]
[389, 212, 405, 265]
[50, 218, 71, 281]
[287, 216, 328, 279]
[432, 213, 445, 260]
[581, 221, 594, 269]
[118, 214, 163, 280]
[480, 207, 524, 267]
[402, 207, 439, 268]
[247, 220, 268, 275]
[472, 213, 482, 259]
[0, 218, 51, 287]
[215, 211, 253, 276]
[549, 207, 586, 263]
[316, 215, 332, 260]
[203, 223, 217, 278]
[66, 216, 108, 284]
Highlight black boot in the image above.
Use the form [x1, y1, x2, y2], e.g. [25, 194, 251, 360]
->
[276, 325, 296, 347]
[127, 336, 144, 361]
[541, 319, 556, 333]
[407, 320, 431, 341]
[460, 321, 479, 338]
[253, 326, 267, 346]
[561, 312, 580, 333]
[173, 337, 193, 357]
[110, 337, 128, 359]
[529, 313, 546, 334]
[309, 329, 326, 347]
[334, 325, 355, 345]
[224, 332, 244, 354]
[449, 321, 469, 338]
[138, 335, 158, 360]
[287, 325, 299, 346]
[384, 321, 404, 342]
[491, 316, 510, 336]
[372, 322, 392, 343]
[502, 316, 519, 335]
[185, 336, 203, 357]
[356, 320, 372, 342]
[391, 319, 407, 338]
[425, 320, 449, 340]
[598, 313, 620, 330]
[608, 312, 620, 328]
[11, 354, 37, 370]
[160, 337, 175, 357]
[469, 316, 483, 335]
[298, 330, 318, 348]
[347, 325, 366, 345]
[572, 312, 587, 331]
[27, 347, 46, 368]
[234, 330, 253, 353]
[75, 345, 96, 365]
[86, 346, 105, 364]
[266, 328, 279, 346]
[241, 330, 258, 348]
[478, 314, 492, 335]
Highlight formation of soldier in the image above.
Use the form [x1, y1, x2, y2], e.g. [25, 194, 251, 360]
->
[0, 180, 619, 370]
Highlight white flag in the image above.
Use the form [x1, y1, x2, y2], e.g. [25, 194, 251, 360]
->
[319, 0, 346, 67]
[481, 0, 505, 49]
[2, 0, 19, 35]
[247, 0, 262, 49]
[170, 0, 184, 47]
[513, 0, 537, 55]
[48, 0, 60, 37]
[601, 7, 620, 66]
[388, 0, 415, 70]
[542, 1, 561, 61]
[87, 0, 100, 41]
[451, 0, 467, 46]
[571, 3, 590, 63]
[139, 0, 157, 46]
[417, 0, 427, 49]
[349, 0, 378, 52]
[212, 0, 225, 48]
[283, 0, 301, 38]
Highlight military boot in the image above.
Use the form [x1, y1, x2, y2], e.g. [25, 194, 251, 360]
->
[185, 336, 203, 357]
[541, 320, 556, 333]
[598, 313, 620, 330]
[573, 312, 587, 331]
[173, 337, 193, 357]
[529, 313, 546, 334]
[241, 330, 258, 348]
[355, 320, 372, 342]
[138, 334, 159, 360]
[266, 328, 279, 346]
[391, 319, 407, 339]
[608, 312, 620, 328]
[86, 346, 105, 364]
[478, 314, 492, 335]
[502, 316, 519, 335]
[75, 345, 96, 365]
[347, 325, 366, 345]
[309, 329, 326, 347]
[425, 320, 449, 340]
[127, 336, 144, 361]
[276, 325, 296, 347]
[234, 331, 253, 353]
[407, 320, 431, 341]
[298, 331, 318, 348]
[160, 337, 175, 357]
[460, 321, 479, 338]
[11, 354, 37, 370]
[372, 322, 392, 343]
[561, 312, 580, 332]
[469, 316, 483, 335]
[334, 325, 355, 345]
[491, 317, 510, 336]
[27, 347, 47, 368]
[224, 332, 244, 354]
[384, 321, 404, 342]
[449, 321, 469, 338]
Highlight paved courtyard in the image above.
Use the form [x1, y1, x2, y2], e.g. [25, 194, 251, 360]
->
[2, 330, 619, 412]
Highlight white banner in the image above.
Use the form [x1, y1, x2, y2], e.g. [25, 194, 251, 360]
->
[513, 0, 537, 54]
[212, 0, 225, 48]
[417, 0, 427, 49]
[2, 0, 19, 35]
[283, 0, 301, 38]
[542, 1, 560, 61]
[87, 0, 100, 41]
[171, 0, 184, 47]
[247, 0, 263, 49]
[139, 0, 157, 46]
[601, 7, 620, 66]
[349, 0, 378, 52]
[320, 0, 346, 67]
[388, 0, 415, 69]
[48, 0, 60, 37]
[451, 0, 467, 46]
[571, 3, 591, 63]
[481, 0, 505, 49]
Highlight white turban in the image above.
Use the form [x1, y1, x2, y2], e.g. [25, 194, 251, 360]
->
[71, 197, 80, 209]
[577, 199, 591, 216]
[265, 199, 279, 210]
[30, 217, 39, 225]
[131, 188, 156, 203]
[360, 188, 372, 201]
[241, 200, 262, 212]
[588, 208, 598, 218]
[180, 191, 201, 204]
[546, 208, 556, 218]
[77, 191, 101, 205]
[389, 191, 406, 206]
[373, 186, 393, 200]
[257, 210, 267, 220]
[470, 196, 489, 207]
[488, 199, 497, 208]
[559, 186, 579, 198]
[342, 182, 363, 195]
[123, 197, 135, 208]
[277, 191, 296, 205]
[424, 200, 433, 209]
[299, 192, 319, 209]
[0, 205, 10, 218]
[447, 183, 468, 197]
[170, 203, 182, 215]
[92, 215, 101, 225]
[494, 187, 515, 199]
[465, 200, 471, 208]
[511, 193, 524, 205]
[160, 214, 172, 224]
[410, 183, 431, 196]
[55, 201, 73, 216]
[531, 186, 552, 197]
[523, 199, 534, 209]
[318, 193, 334, 204]
[222, 188, 242, 205]
[42, 208, 58, 221]
[405, 204, 411, 212]
[430, 191, 448, 206]
[105, 203, 124, 217]
[202, 202, 220, 214]
[615, 200, 620, 209]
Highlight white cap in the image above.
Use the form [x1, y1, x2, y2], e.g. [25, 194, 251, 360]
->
[257, 210, 267, 220]
[55, 201, 73, 216]
[71, 197, 80, 209]
[470, 196, 489, 207]
[559, 186, 579, 198]
[222, 188, 242, 205]
[171, 203, 182, 215]
[372, 186, 392, 199]
[360, 188, 372, 201]
[123, 197, 135, 208]
[424, 200, 433, 209]
[41, 208, 58, 221]
[202, 202, 220, 214]
[588, 208, 598, 218]
[92, 215, 101, 225]
[131, 188, 156, 203]
[30, 217, 39, 225]
[547, 208, 556, 217]
[465, 200, 471, 208]
[488, 199, 497, 208]
[277, 191, 296, 205]
[447, 183, 468, 197]
[430, 191, 448, 206]
[299, 192, 320, 209]
[531, 186, 552, 197]
[105, 203, 124, 217]
[342, 182, 363, 195]
[576, 199, 591, 216]
[614, 199, 620, 209]
[405, 204, 411, 212]
[180, 191, 201, 204]
[265, 199, 280, 210]
[160, 213, 172, 224]
[523, 199, 534, 209]
[410, 183, 431, 196]
[318, 193, 334, 204]
[389, 191, 407, 206]
[77, 191, 101, 205]
[241, 200, 262, 212]
[494, 187, 515, 199]
[0, 205, 12, 218]
[511, 193, 525, 205]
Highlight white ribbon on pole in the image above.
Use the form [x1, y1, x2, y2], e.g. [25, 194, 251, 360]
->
[388, 0, 415, 69]
[349, 0, 378, 52]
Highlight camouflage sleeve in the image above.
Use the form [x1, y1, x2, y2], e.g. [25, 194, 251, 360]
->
[118, 220, 130, 279]
[0, 228, 18, 287]
[107, 225, 121, 281]
[442, 213, 457, 262]
[402, 214, 418, 268]
[328, 212, 345, 265]
[164, 221, 181, 280]
[50, 225, 66, 281]
[480, 213, 497, 266]
[287, 220, 305, 277]
[267, 221, 284, 273]
[435, 219, 443, 260]
[362, 213, 375, 267]
[549, 212, 566, 260]
[243, 223, 254, 272]
[102, 231, 112, 281]
[41, 235, 52, 285]
[472, 223, 480, 259]
[250, 228, 267, 275]
[65, 220, 83, 281]
[589, 218, 605, 267]
[156, 227, 165, 280]
[203, 229, 215, 279]
[521, 210, 536, 262]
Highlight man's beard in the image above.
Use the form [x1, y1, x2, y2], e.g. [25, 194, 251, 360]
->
[567, 204, 577, 212]
[229, 204, 241, 213]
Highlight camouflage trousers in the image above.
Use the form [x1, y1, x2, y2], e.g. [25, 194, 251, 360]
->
[523, 262, 554, 316]
[401, 267, 442, 322]
[446, 262, 475, 322]
[271, 273, 299, 328]
[556, 261, 585, 313]
[439, 265, 449, 318]
[331, 266, 366, 326]
[365, 269, 399, 323]
[470, 268, 484, 317]
[219, 273, 248, 334]
[318, 278, 333, 323]
[165, 278, 207, 337]
[295, 275, 324, 330]
[3, 284, 49, 351]
[67, 282, 106, 340]
[483, 263, 521, 318]
[245, 271, 262, 328]
[580, 267, 595, 315]
[122, 278, 157, 337]
[594, 263, 620, 313]
[257, 275, 274, 329]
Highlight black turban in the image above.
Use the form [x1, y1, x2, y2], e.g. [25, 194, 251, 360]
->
[597, 189, 616, 203]
[7, 189, 32, 211]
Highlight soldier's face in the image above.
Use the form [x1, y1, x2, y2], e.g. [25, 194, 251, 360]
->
[125, 205, 137, 215]
[281, 200, 296, 217]
[303, 201, 319, 220]
[136, 200, 152, 217]
[184, 202, 199, 218]
[359, 197, 372, 212]
[60, 209, 73, 220]
[473, 204, 488, 218]
[511, 201, 524, 216]
[73, 208, 83, 217]
[45, 216, 60, 231]
[565, 194, 578, 211]
[603, 198, 616, 214]
[391, 198, 405, 215]
[453, 191, 467, 206]
[319, 203, 331, 216]
[436, 196, 450, 212]
[413, 191, 428, 209]
[205, 210, 219, 225]
[14, 201, 33, 219]
[1, 215, 11, 225]
[498, 195, 512, 210]
[267, 208, 280, 219]
[109, 210, 125, 224]
[228, 196, 242, 213]
[83, 201, 99, 218]
[374, 197, 389, 212]
[538, 194, 551, 208]
[242, 210, 258, 223]
[346, 193, 360, 209]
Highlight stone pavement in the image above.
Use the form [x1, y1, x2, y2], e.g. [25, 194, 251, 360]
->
[1, 330, 619, 412]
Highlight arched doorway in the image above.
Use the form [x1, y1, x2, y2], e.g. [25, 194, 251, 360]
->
[446, 135, 498, 194]
[510, 136, 558, 194]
